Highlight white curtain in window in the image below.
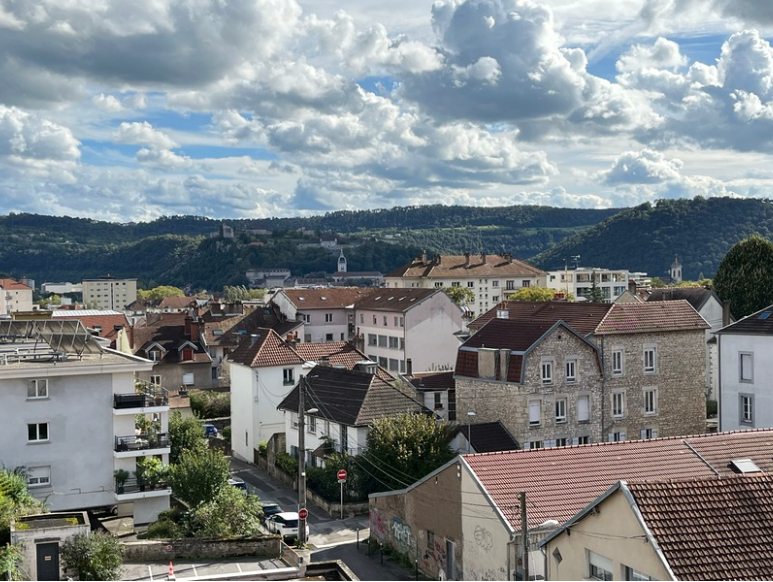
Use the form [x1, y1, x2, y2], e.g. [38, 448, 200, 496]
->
[577, 396, 589, 421]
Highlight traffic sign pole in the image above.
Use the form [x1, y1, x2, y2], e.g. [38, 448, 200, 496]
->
[337, 469, 347, 520]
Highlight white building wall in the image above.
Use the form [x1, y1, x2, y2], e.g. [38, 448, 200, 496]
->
[718, 333, 773, 431]
[405, 296, 463, 373]
[358, 309, 407, 375]
[700, 300, 725, 401]
[283, 414, 366, 458]
[298, 309, 350, 343]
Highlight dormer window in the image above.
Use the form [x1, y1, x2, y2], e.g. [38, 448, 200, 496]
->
[182, 348, 193, 361]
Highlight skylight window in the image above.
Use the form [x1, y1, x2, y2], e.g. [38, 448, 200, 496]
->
[730, 458, 761, 474]
[759, 311, 772, 320]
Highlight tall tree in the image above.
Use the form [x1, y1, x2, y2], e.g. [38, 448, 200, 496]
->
[169, 448, 229, 508]
[60, 532, 123, 581]
[169, 412, 208, 464]
[188, 485, 262, 538]
[714, 234, 773, 318]
[443, 286, 475, 307]
[357, 413, 454, 494]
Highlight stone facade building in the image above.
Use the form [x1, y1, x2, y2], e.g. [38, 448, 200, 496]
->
[455, 300, 709, 445]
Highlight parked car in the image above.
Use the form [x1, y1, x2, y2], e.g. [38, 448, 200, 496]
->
[265, 511, 309, 542]
[202, 423, 218, 438]
[259, 502, 283, 522]
[228, 477, 248, 492]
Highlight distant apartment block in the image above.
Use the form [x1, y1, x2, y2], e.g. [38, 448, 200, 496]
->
[41, 282, 83, 295]
[0, 278, 33, 315]
[546, 267, 629, 302]
[82, 277, 137, 311]
[246, 268, 291, 289]
[386, 252, 547, 318]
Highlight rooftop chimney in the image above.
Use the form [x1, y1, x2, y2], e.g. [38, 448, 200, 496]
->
[184, 315, 192, 337]
[504, 253, 512, 264]
[722, 302, 732, 327]
[421, 250, 428, 264]
[407, 358, 413, 376]
[481, 252, 487, 263]
[464, 252, 470, 267]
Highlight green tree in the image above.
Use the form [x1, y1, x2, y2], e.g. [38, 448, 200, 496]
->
[714, 234, 773, 318]
[169, 412, 208, 464]
[137, 286, 185, 302]
[587, 273, 605, 303]
[188, 485, 262, 538]
[170, 449, 229, 508]
[0, 543, 24, 581]
[443, 286, 475, 306]
[60, 532, 123, 581]
[357, 413, 454, 494]
[37, 294, 61, 309]
[507, 287, 557, 302]
[0, 469, 47, 545]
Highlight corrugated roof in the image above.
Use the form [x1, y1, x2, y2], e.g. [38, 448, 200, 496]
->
[387, 254, 545, 279]
[628, 476, 773, 581]
[463, 429, 773, 531]
[280, 287, 378, 309]
[595, 300, 710, 335]
[354, 288, 438, 312]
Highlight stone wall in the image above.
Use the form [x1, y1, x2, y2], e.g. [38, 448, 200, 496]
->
[456, 326, 604, 446]
[122, 536, 281, 562]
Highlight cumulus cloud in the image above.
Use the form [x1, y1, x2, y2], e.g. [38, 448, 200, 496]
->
[136, 147, 192, 169]
[601, 148, 683, 185]
[92, 93, 124, 112]
[115, 121, 178, 149]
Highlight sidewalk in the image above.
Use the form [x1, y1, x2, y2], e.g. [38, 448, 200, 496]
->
[229, 457, 370, 549]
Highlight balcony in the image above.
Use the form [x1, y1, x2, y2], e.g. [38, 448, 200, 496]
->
[113, 381, 168, 411]
[114, 477, 171, 501]
[114, 433, 170, 453]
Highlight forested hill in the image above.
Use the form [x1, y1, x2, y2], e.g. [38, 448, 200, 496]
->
[0, 206, 617, 289]
[532, 197, 773, 280]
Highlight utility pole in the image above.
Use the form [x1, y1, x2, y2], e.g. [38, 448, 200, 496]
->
[298, 375, 307, 546]
[521, 491, 529, 582]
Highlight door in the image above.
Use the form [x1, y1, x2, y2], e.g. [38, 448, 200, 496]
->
[446, 539, 455, 580]
[36, 542, 60, 581]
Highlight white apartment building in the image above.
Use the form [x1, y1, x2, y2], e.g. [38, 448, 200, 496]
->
[41, 282, 83, 295]
[546, 267, 629, 302]
[82, 277, 137, 311]
[385, 252, 546, 318]
[355, 288, 463, 375]
[0, 320, 170, 525]
[0, 278, 33, 315]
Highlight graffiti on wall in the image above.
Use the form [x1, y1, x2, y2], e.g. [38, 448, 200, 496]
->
[369, 509, 385, 539]
[474, 525, 493, 552]
[392, 517, 414, 550]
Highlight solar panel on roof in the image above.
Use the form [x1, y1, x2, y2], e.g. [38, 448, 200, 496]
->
[759, 311, 772, 320]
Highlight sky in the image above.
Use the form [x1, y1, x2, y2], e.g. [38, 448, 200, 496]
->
[3, 0, 773, 222]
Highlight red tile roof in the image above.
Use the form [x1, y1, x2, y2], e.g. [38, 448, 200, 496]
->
[53, 313, 129, 341]
[595, 300, 710, 335]
[280, 287, 378, 309]
[627, 476, 773, 581]
[387, 253, 545, 278]
[354, 288, 438, 312]
[228, 328, 304, 368]
[0, 278, 31, 291]
[157, 296, 197, 310]
[463, 429, 773, 531]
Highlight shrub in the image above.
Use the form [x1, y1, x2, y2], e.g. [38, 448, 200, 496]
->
[61, 532, 123, 581]
[275, 452, 297, 477]
[189, 390, 230, 419]
[258, 441, 267, 458]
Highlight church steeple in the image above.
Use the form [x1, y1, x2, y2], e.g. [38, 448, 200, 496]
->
[670, 255, 682, 284]
[337, 249, 347, 273]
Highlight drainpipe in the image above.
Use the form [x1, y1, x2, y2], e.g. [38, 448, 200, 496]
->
[600, 336, 606, 443]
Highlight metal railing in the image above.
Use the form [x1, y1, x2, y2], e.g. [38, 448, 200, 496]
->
[114, 432, 169, 452]
[113, 380, 169, 408]
[114, 477, 170, 495]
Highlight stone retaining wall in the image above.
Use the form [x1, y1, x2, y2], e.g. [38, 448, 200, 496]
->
[122, 535, 281, 562]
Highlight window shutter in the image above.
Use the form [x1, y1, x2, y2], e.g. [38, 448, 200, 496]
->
[608, 433, 615, 442]
[577, 396, 589, 421]
[589, 551, 613, 573]
[641, 429, 647, 439]
[529, 401, 540, 423]
[651, 429, 658, 439]
[619, 431, 626, 441]
[572, 437, 579, 445]
[544, 439, 556, 448]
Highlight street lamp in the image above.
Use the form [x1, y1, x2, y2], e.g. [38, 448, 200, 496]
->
[467, 411, 476, 453]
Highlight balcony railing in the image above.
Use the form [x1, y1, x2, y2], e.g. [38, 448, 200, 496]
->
[115, 433, 170, 452]
[113, 381, 168, 409]
[114, 477, 170, 496]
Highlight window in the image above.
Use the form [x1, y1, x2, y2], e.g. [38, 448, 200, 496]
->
[373, 315, 377, 324]
[565, 359, 576, 383]
[623, 565, 655, 581]
[302, 314, 311, 323]
[609, 431, 626, 442]
[378, 335, 387, 347]
[740, 394, 754, 425]
[541, 359, 553, 384]
[644, 388, 657, 415]
[27, 379, 48, 399]
[308, 416, 316, 433]
[612, 391, 625, 418]
[389, 358, 399, 371]
[149, 350, 161, 362]
[467, 282, 474, 288]
[529, 400, 541, 426]
[325, 333, 334, 341]
[368, 334, 377, 346]
[522, 280, 530, 288]
[27, 466, 51, 488]
[643, 345, 657, 373]
[427, 531, 434, 548]
[400, 360, 406, 373]
[452, 282, 460, 287]
[150, 375, 162, 386]
[28, 423, 49, 442]
[577, 395, 590, 423]
[527, 441, 543, 450]
[555, 437, 568, 447]
[389, 336, 399, 349]
[399, 317, 404, 327]
[506, 280, 515, 290]
[434, 282, 444, 288]
[378, 356, 388, 368]
[283, 368, 295, 385]
[182, 373, 194, 386]
[182, 348, 193, 361]
[381, 316, 387, 326]
[492, 295, 500, 302]
[740, 352, 753, 382]
[612, 349, 624, 375]
[577, 435, 590, 445]
[394, 316, 399, 326]
[433, 392, 443, 409]
[555, 398, 567, 423]
[360, 314, 364, 324]
[588, 551, 613, 581]
[640, 427, 658, 440]
[492, 280, 499, 288]
[325, 313, 333, 323]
